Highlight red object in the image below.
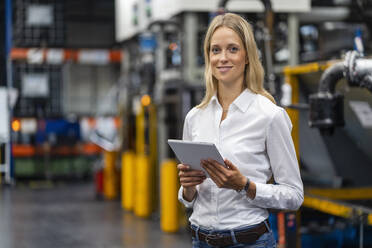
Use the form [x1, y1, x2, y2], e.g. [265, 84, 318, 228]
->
[277, 212, 286, 247]
[95, 169, 104, 197]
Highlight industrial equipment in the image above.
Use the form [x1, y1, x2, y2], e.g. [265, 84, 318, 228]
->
[309, 51, 372, 135]
[284, 51, 372, 247]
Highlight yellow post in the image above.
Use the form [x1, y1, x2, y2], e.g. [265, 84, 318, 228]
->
[134, 103, 152, 218]
[136, 105, 145, 156]
[121, 150, 136, 210]
[103, 150, 118, 200]
[160, 159, 180, 232]
[284, 73, 300, 159]
[134, 154, 152, 217]
[149, 104, 158, 211]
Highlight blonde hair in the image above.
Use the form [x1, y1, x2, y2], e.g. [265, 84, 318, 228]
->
[197, 13, 275, 108]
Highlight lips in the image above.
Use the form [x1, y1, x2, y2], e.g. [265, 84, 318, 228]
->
[217, 66, 233, 73]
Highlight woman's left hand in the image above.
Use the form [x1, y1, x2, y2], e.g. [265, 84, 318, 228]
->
[201, 159, 247, 191]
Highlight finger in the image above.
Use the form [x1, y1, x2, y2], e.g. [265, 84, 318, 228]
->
[207, 159, 229, 174]
[202, 160, 221, 178]
[182, 182, 203, 187]
[202, 162, 224, 186]
[224, 159, 238, 171]
[203, 159, 227, 178]
[180, 178, 205, 186]
[179, 172, 205, 180]
[183, 170, 206, 177]
[178, 170, 184, 177]
[177, 164, 190, 171]
[180, 176, 205, 183]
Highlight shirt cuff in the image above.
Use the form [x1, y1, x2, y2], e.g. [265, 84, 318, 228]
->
[250, 182, 272, 205]
[178, 186, 196, 208]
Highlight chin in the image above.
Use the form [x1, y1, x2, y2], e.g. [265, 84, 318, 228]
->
[218, 76, 233, 82]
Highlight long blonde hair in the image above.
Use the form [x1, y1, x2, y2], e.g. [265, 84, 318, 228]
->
[197, 13, 275, 108]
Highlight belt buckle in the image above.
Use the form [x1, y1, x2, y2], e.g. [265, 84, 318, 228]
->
[205, 233, 223, 247]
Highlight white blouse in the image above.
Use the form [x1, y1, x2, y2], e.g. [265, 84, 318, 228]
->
[178, 89, 303, 230]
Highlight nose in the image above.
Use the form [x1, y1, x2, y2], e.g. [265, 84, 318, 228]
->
[219, 50, 228, 63]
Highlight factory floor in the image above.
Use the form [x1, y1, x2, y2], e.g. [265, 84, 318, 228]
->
[0, 182, 191, 248]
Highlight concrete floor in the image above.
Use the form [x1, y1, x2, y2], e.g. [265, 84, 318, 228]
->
[0, 182, 191, 248]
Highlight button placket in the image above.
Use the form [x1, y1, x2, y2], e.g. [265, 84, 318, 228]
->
[216, 105, 225, 225]
[213, 104, 222, 225]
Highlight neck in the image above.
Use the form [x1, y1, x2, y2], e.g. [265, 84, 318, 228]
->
[217, 80, 244, 110]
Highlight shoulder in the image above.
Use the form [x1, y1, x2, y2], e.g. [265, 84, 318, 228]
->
[184, 102, 214, 127]
[255, 95, 292, 128]
[184, 106, 202, 123]
[255, 94, 281, 118]
[255, 95, 292, 133]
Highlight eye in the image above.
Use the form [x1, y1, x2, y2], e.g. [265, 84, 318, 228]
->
[229, 46, 239, 53]
[211, 47, 220, 54]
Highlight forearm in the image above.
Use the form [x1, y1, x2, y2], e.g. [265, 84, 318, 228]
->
[183, 187, 197, 202]
[178, 186, 197, 208]
[235, 176, 256, 200]
[252, 183, 303, 210]
[246, 181, 256, 199]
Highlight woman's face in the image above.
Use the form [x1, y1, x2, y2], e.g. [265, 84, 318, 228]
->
[209, 26, 247, 87]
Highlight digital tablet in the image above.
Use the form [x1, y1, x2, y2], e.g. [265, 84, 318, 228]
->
[167, 139, 226, 176]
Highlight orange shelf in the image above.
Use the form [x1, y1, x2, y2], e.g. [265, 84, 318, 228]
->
[11, 48, 123, 63]
[82, 143, 102, 156]
[12, 145, 36, 157]
[12, 143, 102, 157]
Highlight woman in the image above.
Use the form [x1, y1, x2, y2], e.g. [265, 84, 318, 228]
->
[177, 13, 303, 248]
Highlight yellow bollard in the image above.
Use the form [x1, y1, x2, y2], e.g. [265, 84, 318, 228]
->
[121, 150, 136, 210]
[160, 159, 180, 232]
[134, 154, 152, 218]
[148, 104, 158, 211]
[103, 151, 118, 200]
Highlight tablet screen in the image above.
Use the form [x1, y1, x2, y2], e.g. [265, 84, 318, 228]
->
[168, 139, 226, 176]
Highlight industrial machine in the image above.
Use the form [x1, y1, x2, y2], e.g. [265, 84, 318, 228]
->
[309, 51, 372, 134]
[283, 51, 372, 247]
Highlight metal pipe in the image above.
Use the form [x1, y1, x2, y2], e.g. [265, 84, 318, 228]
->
[319, 51, 372, 94]
[5, 0, 13, 184]
[318, 62, 344, 93]
[350, 59, 372, 92]
[360, 220, 364, 248]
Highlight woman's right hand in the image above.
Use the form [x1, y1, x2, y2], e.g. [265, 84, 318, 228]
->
[177, 164, 206, 202]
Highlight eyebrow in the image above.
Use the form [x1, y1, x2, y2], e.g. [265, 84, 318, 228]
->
[210, 43, 241, 47]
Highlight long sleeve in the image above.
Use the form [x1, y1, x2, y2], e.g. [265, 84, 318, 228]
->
[252, 108, 304, 210]
[178, 110, 197, 208]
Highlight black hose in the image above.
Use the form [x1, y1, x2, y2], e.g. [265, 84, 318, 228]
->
[218, 0, 230, 9]
[361, 74, 372, 92]
[259, 0, 272, 10]
[318, 62, 345, 94]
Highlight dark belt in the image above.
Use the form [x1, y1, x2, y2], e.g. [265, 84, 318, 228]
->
[190, 221, 269, 247]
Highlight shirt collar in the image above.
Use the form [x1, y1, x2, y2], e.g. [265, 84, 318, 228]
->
[211, 89, 256, 113]
[211, 94, 218, 103]
[232, 89, 257, 113]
